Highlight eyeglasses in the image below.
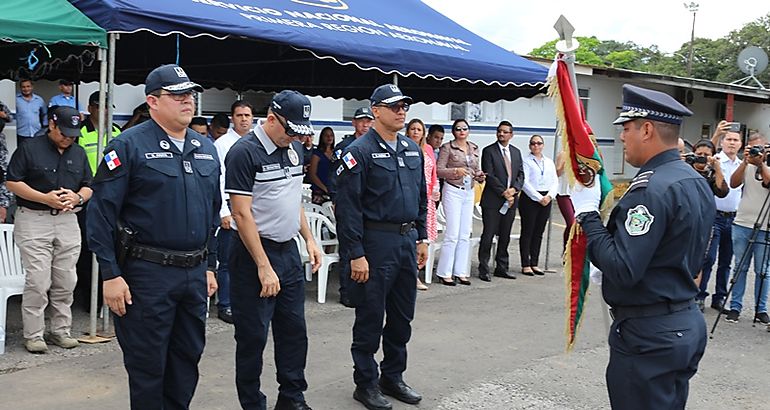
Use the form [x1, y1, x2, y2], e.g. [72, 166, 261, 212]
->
[529, 141, 544, 146]
[375, 103, 410, 113]
[274, 113, 298, 137]
[155, 91, 194, 102]
[454, 126, 469, 132]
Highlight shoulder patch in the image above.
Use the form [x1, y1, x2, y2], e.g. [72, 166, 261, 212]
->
[625, 204, 654, 236]
[343, 152, 358, 169]
[104, 150, 122, 170]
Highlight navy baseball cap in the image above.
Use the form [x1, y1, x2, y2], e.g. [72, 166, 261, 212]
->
[145, 64, 203, 95]
[353, 106, 374, 119]
[88, 91, 115, 107]
[613, 84, 693, 125]
[370, 84, 413, 106]
[270, 90, 314, 136]
[50, 106, 82, 137]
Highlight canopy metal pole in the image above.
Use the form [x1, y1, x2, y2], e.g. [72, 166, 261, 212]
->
[79, 46, 110, 344]
[101, 32, 118, 335]
[392, 73, 398, 86]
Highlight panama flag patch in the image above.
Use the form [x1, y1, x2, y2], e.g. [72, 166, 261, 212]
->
[343, 152, 358, 170]
[104, 150, 122, 170]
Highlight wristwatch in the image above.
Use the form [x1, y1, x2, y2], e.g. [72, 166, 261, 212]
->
[76, 193, 84, 206]
[416, 239, 429, 244]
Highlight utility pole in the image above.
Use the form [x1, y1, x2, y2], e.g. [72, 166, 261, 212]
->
[684, 2, 699, 77]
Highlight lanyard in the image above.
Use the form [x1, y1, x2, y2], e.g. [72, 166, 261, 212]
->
[532, 157, 545, 176]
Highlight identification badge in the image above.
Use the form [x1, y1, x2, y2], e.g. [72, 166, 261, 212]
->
[398, 157, 405, 167]
[262, 163, 281, 172]
[284, 167, 293, 180]
[183, 160, 193, 174]
[372, 153, 391, 159]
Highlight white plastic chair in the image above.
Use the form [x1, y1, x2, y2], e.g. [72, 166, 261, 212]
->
[304, 212, 339, 303]
[0, 224, 25, 354]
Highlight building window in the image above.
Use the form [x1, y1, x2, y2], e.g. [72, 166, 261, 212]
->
[579, 88, 590, 117]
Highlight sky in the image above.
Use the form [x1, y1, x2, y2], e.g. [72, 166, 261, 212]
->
[422, 0, 769, 55]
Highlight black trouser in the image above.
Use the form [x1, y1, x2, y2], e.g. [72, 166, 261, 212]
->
[607, 305, 706, 409]
[114, 258, 207, 410]
[230, 234, 308, 410]
[349, 228, 418, 388]
[478, 199, 518, 276]
[518, 192, 551, 267]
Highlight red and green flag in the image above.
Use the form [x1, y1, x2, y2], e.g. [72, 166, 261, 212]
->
[547, 55, 614, 351]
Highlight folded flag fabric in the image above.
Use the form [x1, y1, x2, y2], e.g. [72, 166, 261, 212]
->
[547, 55, 614, 351]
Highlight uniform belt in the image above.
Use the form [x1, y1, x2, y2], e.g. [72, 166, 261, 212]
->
[717, 210, 736, 218]
[128, 244, 208, 268]
[609, 299, 694, 321]
[364, 220, 415, 235]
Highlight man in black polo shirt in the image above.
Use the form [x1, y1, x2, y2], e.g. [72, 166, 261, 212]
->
[6, 105, 93, 353]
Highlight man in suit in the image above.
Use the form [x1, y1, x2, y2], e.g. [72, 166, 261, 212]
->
[478, 120, 525, 281]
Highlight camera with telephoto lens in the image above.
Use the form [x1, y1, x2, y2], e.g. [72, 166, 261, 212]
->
[684, 152, 707, 166]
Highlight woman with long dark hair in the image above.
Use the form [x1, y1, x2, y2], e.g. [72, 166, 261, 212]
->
[308, 126, 335, 204]
[435, 119, 485, 286]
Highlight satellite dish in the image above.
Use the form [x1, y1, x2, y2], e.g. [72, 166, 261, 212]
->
[737, 46, 768, 75]
[731, 46, 768, 89]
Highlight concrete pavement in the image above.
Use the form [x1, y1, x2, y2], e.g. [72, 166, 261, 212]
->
[1, 224, 769, 409]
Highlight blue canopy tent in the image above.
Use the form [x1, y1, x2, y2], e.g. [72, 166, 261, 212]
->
[68, 0, 548, 103]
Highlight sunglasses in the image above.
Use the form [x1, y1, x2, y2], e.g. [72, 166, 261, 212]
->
[454, 126, 469, 132]
[529, 141, 544, 146]
[274, 113, 298, 137]
[375, 103, 410, 113]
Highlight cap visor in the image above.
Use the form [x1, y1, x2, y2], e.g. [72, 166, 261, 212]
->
[287, 119, 315, 136]
[613, 116, 633, 125]
[163, 82, 204, 94]
[380, 95, 413, 105]
[354, 114, 374, 119]
[60, 127, 81, 137]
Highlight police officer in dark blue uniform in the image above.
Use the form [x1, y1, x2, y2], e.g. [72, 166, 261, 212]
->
[336, 85, 428, 410]
[331, 106, 374, 307]
[87, 64, 220, 410]
[571, 84, 715, 410]
[225, 90, 321, 410]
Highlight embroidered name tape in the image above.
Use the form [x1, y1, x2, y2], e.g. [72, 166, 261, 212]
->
[372, 153, 391, 159]
[404, 151, 419, 157]
[193, 153, 214, 160]
[145, 152, 174, 159]
[262, 163, 281, 172]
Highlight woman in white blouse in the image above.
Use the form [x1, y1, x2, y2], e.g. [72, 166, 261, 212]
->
[519, 135, 558, 276]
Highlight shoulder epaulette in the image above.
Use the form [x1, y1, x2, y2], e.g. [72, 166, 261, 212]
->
[627, 170, 654, 192]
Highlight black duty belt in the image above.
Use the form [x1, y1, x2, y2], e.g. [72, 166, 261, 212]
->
[128, 244, 208, 268]
[364, 220, 415, 235]
[717, 210, 736, 218]
[610, 299, 694, 321]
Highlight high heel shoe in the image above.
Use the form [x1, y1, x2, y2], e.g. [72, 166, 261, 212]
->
[532, 267, 545, 276]
[438, 277, 456, 286]
[416, 280, 429, 291]
[456, 277, 471, 286]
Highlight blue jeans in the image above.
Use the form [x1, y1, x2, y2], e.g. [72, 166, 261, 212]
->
[217, 228, 232, 309]
[729, 224, 770, 313]
[698, 213, 733, 303]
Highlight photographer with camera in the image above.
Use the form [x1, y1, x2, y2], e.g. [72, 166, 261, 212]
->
[696, 126, 743, 314]
[724, 132, 770, 325]
[684, 140, 729, 199]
